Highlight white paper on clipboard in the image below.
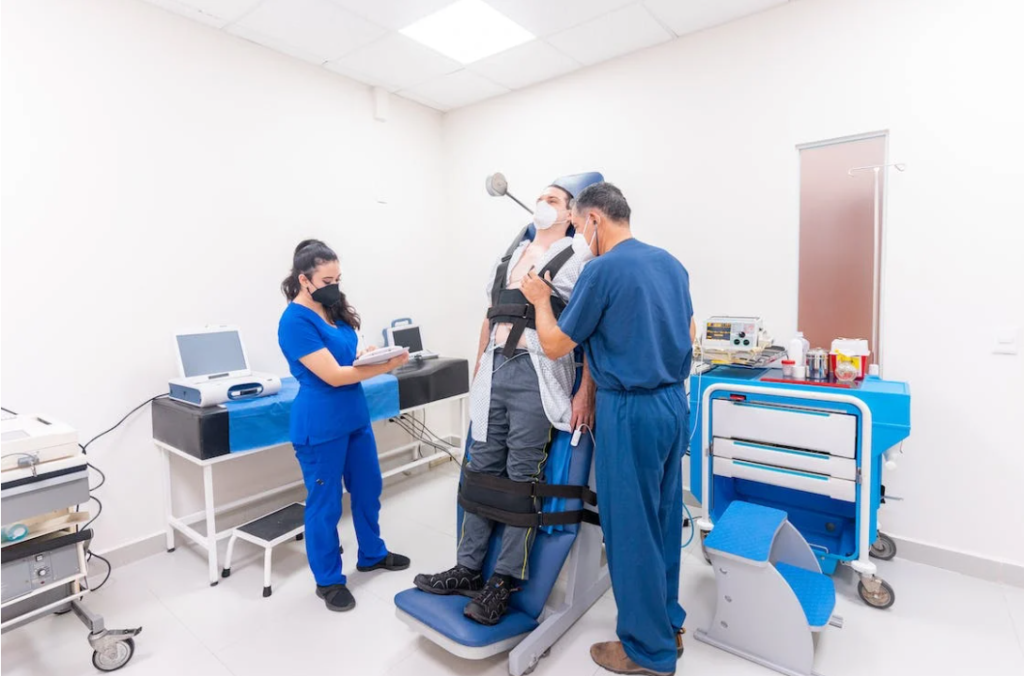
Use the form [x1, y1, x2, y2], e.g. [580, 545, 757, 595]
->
[353, 346, 408, 367]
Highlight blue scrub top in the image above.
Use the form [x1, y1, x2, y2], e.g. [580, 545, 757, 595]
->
[277, 303, 370, 445]
[558, 239, 694, 392]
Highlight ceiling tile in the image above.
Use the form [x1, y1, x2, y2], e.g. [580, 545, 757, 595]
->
[142, 0, 262, 28]
[226, 0, 387, 62]
[326, 34, 462, 91]
[396, 89, 449, 112]
[468, 41, 581, 90]
[546, 4, 672, 66]
[226, 24, 330, 65]
[483, 0, 637, 38]
[401, 70, 509, 110]
[328, 0, 457, 31]
[643, 0, 787, 37]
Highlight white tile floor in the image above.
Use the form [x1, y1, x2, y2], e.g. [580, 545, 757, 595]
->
[4, 463, 1024, 676]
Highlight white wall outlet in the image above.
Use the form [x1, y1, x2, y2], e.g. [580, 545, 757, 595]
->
[993, 327, 1020, 355]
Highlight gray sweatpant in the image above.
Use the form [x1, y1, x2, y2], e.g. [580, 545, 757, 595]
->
[458, 351, 550, 580]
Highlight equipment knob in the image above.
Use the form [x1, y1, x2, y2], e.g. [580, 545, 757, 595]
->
[37, 567, 50, 578]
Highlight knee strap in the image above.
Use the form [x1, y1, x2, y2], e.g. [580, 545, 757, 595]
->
[458, 468, 600, 528]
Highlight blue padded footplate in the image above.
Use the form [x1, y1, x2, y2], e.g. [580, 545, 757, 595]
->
[774, 562, 836, 628]
[704, 500, 787, 563]
[395, 589, 538, 647]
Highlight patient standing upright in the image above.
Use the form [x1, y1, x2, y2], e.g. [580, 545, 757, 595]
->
[414, 183, 595, 626]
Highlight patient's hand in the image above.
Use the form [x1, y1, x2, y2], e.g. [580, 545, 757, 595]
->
[571, 383, 595, 431]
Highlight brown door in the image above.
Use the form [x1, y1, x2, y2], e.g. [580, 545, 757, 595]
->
[798, 134, 886, 354]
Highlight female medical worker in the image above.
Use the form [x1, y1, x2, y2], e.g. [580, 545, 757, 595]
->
[278, 239, 411, 612]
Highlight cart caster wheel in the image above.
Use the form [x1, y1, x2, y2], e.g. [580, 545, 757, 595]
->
[700, 530, 711, 565]
[869, 533, 897, 561]
[53, 604, 73, 616]
[296, 533, 304, 541]
[92, 637, 135, 672]
[263, 586, 272, 598]
[221, 568, 231, 578]
[858, 579, 895, 609]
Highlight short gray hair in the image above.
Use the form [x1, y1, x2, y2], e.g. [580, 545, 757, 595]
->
[572, 182, 631, 223]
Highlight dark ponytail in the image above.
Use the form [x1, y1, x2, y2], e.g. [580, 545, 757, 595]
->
[281, 239, 361, 330]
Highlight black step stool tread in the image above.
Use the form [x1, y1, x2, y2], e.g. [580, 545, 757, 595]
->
[238, 503, 305, 542]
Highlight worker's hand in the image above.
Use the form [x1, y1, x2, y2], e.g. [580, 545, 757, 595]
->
[356, 345, 378, 359]
[520, 270, 553, 306]
[570, 381, 595, 431]
[384, 352, 410, 371]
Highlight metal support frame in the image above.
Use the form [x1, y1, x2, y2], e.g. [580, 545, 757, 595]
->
[158, 394, 469, 586]
[696, 383, 878, 582]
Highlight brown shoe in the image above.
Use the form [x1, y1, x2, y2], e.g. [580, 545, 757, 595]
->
[590, 641, 675, 676]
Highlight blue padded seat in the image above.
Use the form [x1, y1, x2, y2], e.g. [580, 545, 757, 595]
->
[395, 431, 594, 646]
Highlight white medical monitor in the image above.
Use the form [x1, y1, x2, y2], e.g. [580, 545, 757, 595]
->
[389, 325, 425, 354]
[175, 326, 251, 380]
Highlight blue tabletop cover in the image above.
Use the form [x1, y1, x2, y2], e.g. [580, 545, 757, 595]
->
[224, 375, 400, 452]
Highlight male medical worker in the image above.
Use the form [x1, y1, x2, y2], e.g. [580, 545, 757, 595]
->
[414, 182, 595, 626]
[521, 183, 694, 676]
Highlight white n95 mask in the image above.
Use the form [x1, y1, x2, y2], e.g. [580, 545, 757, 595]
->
[533, 200, 558, 230]
[572, 220, 597, 261]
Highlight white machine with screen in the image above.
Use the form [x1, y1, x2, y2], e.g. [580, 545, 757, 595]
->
[168, 326, 281, 408]
[386, 323, 437, 360]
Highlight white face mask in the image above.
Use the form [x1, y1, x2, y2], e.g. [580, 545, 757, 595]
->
[572, 218, 597, 261]
[533, 200, 559, 230]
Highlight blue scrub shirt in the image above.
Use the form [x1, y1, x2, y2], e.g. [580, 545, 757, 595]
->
[277, 303, 370, 445]
[558, 238, 694, 390]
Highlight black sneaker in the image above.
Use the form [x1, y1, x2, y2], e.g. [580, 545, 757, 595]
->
[316, 584, 355, 612]
[414, 565, 484, 597]
[356, 552, 411, 572]
[464, 574, 516, 626]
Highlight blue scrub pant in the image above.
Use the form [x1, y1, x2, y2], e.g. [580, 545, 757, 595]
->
[596, 385, 687, 674]
[294, 424, 388, 587]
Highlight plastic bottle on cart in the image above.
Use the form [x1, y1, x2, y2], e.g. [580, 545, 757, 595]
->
[788, 332, 809, 366]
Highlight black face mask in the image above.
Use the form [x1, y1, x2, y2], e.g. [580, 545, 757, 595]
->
[308, 282, 342, 307]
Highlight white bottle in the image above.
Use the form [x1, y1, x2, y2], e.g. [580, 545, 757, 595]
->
[796, 331, 810, 358]
[788, 334, 807, 366]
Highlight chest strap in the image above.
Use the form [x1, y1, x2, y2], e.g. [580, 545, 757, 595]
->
[488, 245, 575, 358]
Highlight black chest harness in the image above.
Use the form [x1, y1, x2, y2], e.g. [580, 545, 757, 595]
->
[486, 235, 574, 359]
[459, 230, 599, 530]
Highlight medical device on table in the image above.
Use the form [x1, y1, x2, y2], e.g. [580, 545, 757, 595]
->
[383, 320, 437, 360]
[689, 364, 910, 674]
[168, 326, 281, 407]
[1, 411, 142, 672]
[697, 316, 785, 368]
[395, 171, 607, 676]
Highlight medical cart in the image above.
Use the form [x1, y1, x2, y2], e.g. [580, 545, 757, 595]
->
[690, 366, 910, 608]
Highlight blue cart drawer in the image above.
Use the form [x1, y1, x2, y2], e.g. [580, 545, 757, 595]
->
[713, 457, 856, 502]
[714, 438, 857, 481]
[712, 399, 857, 459]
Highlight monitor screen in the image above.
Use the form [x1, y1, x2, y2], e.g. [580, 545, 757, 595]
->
[177, 331, 248, 378]
[392, 326, 424, 353]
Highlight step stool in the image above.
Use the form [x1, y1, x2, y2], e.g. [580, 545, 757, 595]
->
[695, 501, 841, 676]
[221, 503, 307, 598]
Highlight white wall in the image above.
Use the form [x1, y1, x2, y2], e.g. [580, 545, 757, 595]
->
[442, 0, 1024, 566]
[1, 0, 453, 552]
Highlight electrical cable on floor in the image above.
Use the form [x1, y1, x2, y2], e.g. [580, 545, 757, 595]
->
[85, 551, 112, 592]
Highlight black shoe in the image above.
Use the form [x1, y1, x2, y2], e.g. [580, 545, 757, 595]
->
[464, 574, 517, 626]
[414, 565, 484, 597]
[316, 584, 355, 612]
[356, 552, 411, 572]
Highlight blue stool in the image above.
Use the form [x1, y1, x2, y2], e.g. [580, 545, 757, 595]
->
[696, 501, 841, 676]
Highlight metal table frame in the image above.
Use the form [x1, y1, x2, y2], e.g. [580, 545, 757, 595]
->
[156, 393, 468, 586]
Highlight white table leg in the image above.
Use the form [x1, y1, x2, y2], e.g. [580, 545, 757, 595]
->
[203, 464, 219, 586]
[159, 445, 175, 552]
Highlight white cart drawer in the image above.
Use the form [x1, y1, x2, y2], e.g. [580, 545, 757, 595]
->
[713, 457, 856, 502]
[713, 438, 857, 481]
[712, 399, 857, 458]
